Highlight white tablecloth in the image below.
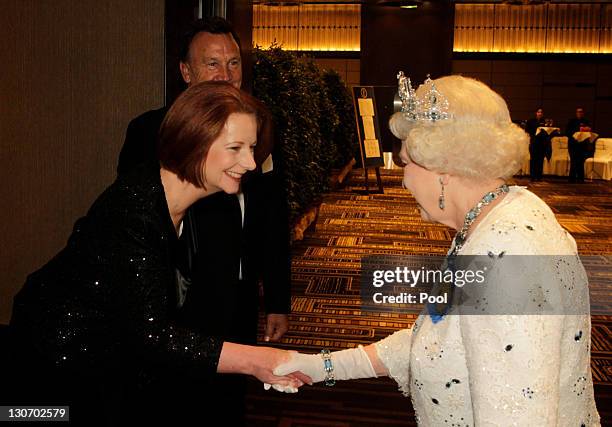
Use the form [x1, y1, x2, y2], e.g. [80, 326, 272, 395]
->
[573, 131, 598, 143]
[537, 127, 560, 136]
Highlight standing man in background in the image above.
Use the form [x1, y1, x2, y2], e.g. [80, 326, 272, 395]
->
[525, 107, 547, 182]
[117, 17, 291, 425]
[565, 107, 591, 183]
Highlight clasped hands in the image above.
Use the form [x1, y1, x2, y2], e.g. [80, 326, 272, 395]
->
[262, 345, 378, 393]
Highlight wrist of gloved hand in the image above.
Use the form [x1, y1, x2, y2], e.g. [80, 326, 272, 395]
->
[272, 346, 377, 386]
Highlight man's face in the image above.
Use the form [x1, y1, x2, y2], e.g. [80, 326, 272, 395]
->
[179, 32, 242, 89]
[535, 109, 543, 120]
[576, 108, 584, 119]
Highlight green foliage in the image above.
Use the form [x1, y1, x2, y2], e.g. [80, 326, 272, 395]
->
[322, 69, 359, 167]
[253, 45, 358, 224]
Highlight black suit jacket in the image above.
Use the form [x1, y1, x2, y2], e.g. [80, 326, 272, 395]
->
[117, 107, 291, 341]
[525, 117, 552, 159]
[565, 117, 591, 138]
[525, 117, 545, 139]
[565, 117, 592, 155]
[117, 107, 168, 176]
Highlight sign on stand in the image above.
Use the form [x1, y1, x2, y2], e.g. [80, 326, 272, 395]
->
[352, 86, 384, 194]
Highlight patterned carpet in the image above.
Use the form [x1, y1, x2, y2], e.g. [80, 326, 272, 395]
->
[246, 170, 612, 426]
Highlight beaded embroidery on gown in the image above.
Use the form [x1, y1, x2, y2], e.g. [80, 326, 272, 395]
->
[9, 162, 223, 423]
[375, 186, 600, 426]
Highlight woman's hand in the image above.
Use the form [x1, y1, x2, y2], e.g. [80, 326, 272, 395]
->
[248, 346, 312, 388]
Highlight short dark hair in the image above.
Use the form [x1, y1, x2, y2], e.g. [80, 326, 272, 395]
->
[158, 81, 262, 188]
[179, 17, 241, 62]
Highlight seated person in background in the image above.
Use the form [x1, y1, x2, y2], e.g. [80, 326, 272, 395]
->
[8, 82, 304, 426]
[274, 76, 601, 426]
[566, 107, 591, 183]
[525, 107, 548, 182]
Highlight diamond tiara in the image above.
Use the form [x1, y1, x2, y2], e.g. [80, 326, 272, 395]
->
[397, 71, 451, 122]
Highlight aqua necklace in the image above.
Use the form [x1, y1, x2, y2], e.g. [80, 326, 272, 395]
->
[430, 183, 510, 324]
[451, 184, 510, 255]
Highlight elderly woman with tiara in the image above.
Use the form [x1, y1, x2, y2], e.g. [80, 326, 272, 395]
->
[275, 75, 600, 425]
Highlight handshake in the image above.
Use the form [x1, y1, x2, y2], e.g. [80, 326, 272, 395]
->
[260, 345, 379, 394]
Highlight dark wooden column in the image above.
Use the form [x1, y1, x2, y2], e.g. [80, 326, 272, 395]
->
[361, 0, 454, 86]
[164, 0, 199, 104]
[227, 1, 254, 92]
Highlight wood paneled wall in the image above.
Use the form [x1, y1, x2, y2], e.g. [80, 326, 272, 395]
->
[0, 0, 165, 323]
[452, 55, 612, 136]
[313, 58, 361, 87]
[360, 1, 455, 86]
[314, 54, 612, 140]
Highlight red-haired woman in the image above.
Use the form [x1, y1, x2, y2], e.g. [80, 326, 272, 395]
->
[8, 82, 303, 425]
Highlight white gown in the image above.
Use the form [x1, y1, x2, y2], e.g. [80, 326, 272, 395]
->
[374, 186, 601, 426]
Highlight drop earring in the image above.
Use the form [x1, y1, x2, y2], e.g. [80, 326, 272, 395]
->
[438, 178, 445, 210]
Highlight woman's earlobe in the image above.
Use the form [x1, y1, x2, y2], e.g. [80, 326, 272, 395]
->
[438, 174, 450, 186]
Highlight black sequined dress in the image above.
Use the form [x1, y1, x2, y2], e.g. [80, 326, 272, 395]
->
[8, 161, 222, 425]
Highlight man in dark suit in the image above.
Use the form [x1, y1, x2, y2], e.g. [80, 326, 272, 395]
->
[525, 108, 547, 182]
[565, 107, 591, 183]
[117, 17, 291, 425]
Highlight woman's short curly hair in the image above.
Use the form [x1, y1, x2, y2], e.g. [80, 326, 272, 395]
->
[389, 75, 528, 180]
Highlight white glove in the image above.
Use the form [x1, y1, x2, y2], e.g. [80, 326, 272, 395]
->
[272, 346, 377, 387]
[263, 383, 298, 393]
